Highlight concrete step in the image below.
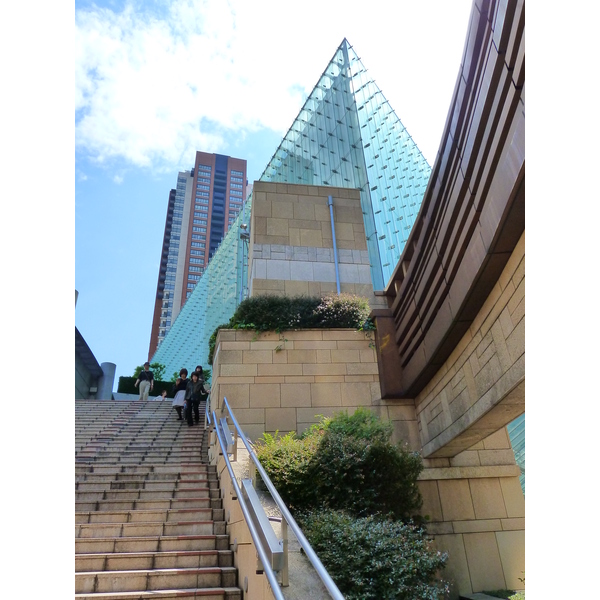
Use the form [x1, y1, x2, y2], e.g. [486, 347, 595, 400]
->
[76, 549, 233, 571]
[75, 586, 242, 599]
[75, 479, 216, 492]
[79, 452, 206, 460]
[76, 465, 213, 475]
[76, 457, 209, 466]
[77, 445, 208, 454]
[74, 400, 240, 599]
[75, 520, 220, 538]
[76, 487, 215, 500]
[75, 566, 238, 593]
[75, 487, 218, 502]
[75, 534, 230, 554]
[75, 507, 222, 524]
[75, 472, 212, 482]
[75, 497, 215, 512]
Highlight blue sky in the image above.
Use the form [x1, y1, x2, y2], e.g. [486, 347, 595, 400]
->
[72, 0, 479, 387]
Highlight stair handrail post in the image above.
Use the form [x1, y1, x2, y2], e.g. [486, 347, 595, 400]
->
[222, 397, 345, 600]
[212, 410, 286, 600]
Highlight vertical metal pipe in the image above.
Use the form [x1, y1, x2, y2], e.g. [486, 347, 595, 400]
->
[328, 195, 341, 295]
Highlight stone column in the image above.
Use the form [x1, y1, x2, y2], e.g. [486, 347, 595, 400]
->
[98, 362, 116, 400]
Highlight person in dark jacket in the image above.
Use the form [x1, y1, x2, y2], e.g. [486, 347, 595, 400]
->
[134, 362, 154, 400]
[172, 369, 188, 420]
[186, 371, 209, 426]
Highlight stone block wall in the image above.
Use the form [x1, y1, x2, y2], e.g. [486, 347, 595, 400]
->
[211, 448, 277, 600]
[418, 427, 525, 594]
[415, 232, 525, 458]
[211, 328, 380, 440]
[249, 181, 387, 309]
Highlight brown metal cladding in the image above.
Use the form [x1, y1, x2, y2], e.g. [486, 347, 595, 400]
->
[376, 0, 525, 398]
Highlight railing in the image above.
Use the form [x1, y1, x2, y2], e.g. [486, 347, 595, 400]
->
[211, 397, 345, 600]
[204, 393, 211, 429]
[212, 416, 285, 599]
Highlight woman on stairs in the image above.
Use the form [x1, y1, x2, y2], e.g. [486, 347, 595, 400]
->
[171, 368, 188, 420]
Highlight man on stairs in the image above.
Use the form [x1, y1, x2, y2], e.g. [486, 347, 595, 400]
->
[134, 362, 154, 401]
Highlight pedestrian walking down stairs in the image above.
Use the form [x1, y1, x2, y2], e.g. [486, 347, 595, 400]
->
[75, 398, 242, 599]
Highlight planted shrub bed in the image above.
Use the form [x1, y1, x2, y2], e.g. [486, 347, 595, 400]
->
[299, 510, 448, 600]
[208, 293, 373, 365]
[253, 408, 449, 599]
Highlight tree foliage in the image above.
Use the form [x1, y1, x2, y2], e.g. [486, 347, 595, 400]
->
[133, 362, 166, 381]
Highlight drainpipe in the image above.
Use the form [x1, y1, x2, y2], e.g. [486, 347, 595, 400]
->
[327, 195, 341, 295]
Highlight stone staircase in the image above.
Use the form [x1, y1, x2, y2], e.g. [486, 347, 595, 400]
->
[75, 399, 242, 600]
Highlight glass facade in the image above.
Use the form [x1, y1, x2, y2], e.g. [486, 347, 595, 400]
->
[507, 413, 525, 493]
[259, 39, 431, 288]
[152, 38, 430, 369]
[151, 201, 250, 376]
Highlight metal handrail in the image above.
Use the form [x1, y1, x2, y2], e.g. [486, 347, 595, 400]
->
[204, 393, 211, 429]
[212, 412, 285, 600]
[221, 397, 345, 600]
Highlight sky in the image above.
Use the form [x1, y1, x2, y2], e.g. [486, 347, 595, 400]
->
[75, 0, 478, 389]
[73, 0, 476, 386]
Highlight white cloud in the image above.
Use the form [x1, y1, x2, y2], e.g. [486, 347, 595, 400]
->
[75, 0, 473, 171]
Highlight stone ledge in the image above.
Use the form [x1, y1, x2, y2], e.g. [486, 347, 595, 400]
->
[418, 465, 521, 480]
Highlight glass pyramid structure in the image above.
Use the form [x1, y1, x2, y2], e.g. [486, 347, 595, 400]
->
[259, 39, 431, 289]
[151, 39, 431, 374]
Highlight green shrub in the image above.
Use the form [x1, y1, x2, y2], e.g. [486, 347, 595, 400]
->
[232, 295, 321, 332]
[313, 408, 423, 519]
[253, 428, 326, 512]
[297, 509, 449, 600]
[313, 293, 371, 328]
[325, 405, 392, 443]
[254, 408, 423, 519]
[254, 410, 441, 596]
[117, 377, 173, 398]
[208, 294, 375, 364]
[315, 431, 423, 518]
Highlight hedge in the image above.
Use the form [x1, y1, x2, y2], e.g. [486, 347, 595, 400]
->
[117, 376, 175, 398]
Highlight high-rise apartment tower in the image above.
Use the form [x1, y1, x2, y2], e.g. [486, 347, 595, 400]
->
[149, 151, 247, 356]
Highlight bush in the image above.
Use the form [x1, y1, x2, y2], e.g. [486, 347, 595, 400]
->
[253, 410, 442, 596]
[253, 429, 325, 511]
[325, 405, 392, 443]
[297, 509, 449, 600]
[117, 376, 174, 398]
[233, 295, 322, 332]
[313, 293, 371, 328]
[315, 429, 423, 519]
[208, 293, 374, 364]
[254, 408, 423, 519]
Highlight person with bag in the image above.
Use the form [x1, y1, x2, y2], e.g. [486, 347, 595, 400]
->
[171, 369, 188, 420]
[186, 370, 209, 426]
